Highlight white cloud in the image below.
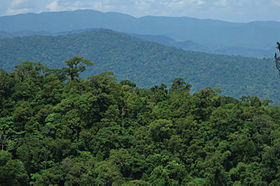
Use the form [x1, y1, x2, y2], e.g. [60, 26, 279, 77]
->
[10, 0, 27, 8]
[4, 0, 30, 16]
[197, 0, 205, 5]
[163, 0, 205, 8]
[135, 0, 152, 10]
[272, 0, 280, 6]
[46, 0, 59, 12]
[6, 7, 30, 15]
[215, 0, 228, 7]
[0, 0, 279, 22]
[90, 2, 103, 11]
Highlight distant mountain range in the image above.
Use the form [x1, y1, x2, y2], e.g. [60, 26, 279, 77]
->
[0, 9, 278, 57]
[0, 29, 278, 103]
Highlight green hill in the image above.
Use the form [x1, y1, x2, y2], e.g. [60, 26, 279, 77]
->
[0, 29, 278, 103]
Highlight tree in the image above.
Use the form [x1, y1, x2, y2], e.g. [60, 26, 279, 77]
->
[63, 56, 93, 81]
[1, 58, 280, 185]
[169, 78, 191, 93]
[13, 62, 48, 82]
[0, 159, 29, 185]
[275, 42, 280, 75]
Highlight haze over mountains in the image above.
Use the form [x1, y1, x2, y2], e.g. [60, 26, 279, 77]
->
[0, 9, 278, 57]
[0, 9, 279, 103]
[0, 29, 279, 104]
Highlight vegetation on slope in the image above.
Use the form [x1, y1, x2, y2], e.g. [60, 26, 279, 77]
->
[0, 29, 273, 57]
[0, 9, 278, 57]
[129, 33, 273, 57]
[0, 58, 280, 185]
[0, 29, 278, 103]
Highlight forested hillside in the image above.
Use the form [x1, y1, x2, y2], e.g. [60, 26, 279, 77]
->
[1, 59, 280, 185]
[129, 33, 273, 57]
[0, 9, 278, 57]
[0, 29, 273, 57]
[0, 29, 278, 104]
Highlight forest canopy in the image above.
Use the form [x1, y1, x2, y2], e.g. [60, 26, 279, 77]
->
[0, 57, 280, 185]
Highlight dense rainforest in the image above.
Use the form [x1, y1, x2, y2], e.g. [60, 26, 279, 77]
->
[0, 29, 279, 104]
[1, 57, 280, 185]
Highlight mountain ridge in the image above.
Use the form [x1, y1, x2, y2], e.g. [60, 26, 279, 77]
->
[0, 9, 279, 58]
[0, 29, 278, 103]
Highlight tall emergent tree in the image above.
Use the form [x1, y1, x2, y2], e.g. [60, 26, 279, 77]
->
[274, 42, 280, 75]
[63, 56, 93, 81]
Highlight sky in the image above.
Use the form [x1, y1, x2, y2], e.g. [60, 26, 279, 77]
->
[0, 0, 280, 22]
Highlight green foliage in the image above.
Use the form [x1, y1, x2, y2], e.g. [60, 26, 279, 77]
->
[63, 56, 93, 81]
[275, 42, 280, 75]
[0, 157, 29, 185]
[0, 29, 278, 104]
[1, 59, 280, 185]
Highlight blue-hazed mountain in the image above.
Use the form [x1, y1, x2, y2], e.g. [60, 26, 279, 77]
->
[127, 33, 274, 57]
[127, 33, 210, 52]
[0, 28, 274, 58]
[0, 30, 51, 39]
[0, 9, 278, 57]
[0, 29, 278, 103]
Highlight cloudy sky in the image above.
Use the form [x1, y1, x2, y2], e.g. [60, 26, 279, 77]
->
[0, 0, 280, 22]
